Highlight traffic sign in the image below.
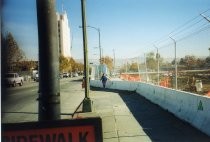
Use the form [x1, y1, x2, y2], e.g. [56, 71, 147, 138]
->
[2, 117, 102, 142]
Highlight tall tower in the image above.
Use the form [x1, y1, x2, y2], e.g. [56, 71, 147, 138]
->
[57, 12, 71, 58]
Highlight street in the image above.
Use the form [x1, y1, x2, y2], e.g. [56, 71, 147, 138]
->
[2, 77, 85, 123]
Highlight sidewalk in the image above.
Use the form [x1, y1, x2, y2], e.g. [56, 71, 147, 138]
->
[77, 88, 152, 142]
[75, 87, 210, 142]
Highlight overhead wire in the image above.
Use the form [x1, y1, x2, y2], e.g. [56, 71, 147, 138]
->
[128, 9, 210, 60]
[154, 9, 210, 50]
[153, 9, 210, 45]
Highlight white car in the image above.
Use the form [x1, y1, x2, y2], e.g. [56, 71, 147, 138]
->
[5, 73, 24, 87]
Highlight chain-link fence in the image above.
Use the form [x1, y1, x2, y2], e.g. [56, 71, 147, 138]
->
[117, 13, 210, 96]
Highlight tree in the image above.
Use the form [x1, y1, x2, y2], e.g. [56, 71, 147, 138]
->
[4, 32, 25, 64]
[59, 56, 84, 73]
[177, 55, 197, 69]
[130, 62, 138, 72]
[206, 57, 210, 64]
[16, 60, 38, 71]
[146, 52, 156, 71]
[2, 32, 25, 72]
[59, 56, 72, 72]
[101, 56, 113, 72]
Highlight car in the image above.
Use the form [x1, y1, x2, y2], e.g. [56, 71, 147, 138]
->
[5, 73, 24, 87]
[34, 72, 39, 82]
[73, 73, 78, 77]
[63, 72, 69, 78]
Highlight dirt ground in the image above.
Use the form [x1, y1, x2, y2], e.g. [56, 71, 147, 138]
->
[176, 72, 210, 96]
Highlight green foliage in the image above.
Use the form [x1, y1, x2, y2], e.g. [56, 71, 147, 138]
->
[101, 56, 113, 71]
[179, 55, 205, 69]
[59, 56, 84, 73]
[129, 62, 138, 72]
[146, 52, 156, 70]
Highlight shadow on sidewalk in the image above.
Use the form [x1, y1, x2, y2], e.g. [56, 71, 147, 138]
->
[90, 87, 210, 142]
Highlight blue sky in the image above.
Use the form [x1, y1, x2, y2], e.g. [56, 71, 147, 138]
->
[2, 0, 210, 60]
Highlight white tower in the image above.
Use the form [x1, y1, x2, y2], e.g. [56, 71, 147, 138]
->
[57, 12, 71, 58]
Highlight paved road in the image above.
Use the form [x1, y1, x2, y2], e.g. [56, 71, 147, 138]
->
[2, 77, 85, 123]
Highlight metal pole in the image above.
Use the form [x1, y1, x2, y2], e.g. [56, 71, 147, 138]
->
[154, 45, 160, 85]
[113, 49, 115, 76]
[87, 26, 102, 64]
[36, 0, 60, 121]
[137, 56, 141, 82]
[170, 37, 177, 90]
[144, 53, 148, 82]
[98, 28, 102, 63]
[209, 48, 210, 57]
[81, 0, 91, 112]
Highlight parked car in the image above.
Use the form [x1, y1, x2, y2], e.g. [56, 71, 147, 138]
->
[63, 72, 69, 78]
[34, 72, 39, 82]
[73, 73, 78, 77]
[5, 73, 24, 87]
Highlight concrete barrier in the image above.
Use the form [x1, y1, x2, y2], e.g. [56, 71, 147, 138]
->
[90, 79, 210, 136]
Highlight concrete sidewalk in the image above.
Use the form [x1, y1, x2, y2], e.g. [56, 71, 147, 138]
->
[77, 88, 150, 142]
[75, 87, 210, 142]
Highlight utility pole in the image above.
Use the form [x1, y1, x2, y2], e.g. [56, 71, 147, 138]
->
[81, 0, 92, 112]
[113, 49, 115, 76]
[137, 56, 141, 82]
[209, 48, 210, 57]
[154, 45, 160, 85]
[144, 53, 148, 83]
[170, 37, 177, 90]
[36, 0, 60, 120]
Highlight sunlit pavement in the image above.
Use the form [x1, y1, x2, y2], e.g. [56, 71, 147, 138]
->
[77, 87, 210, 142]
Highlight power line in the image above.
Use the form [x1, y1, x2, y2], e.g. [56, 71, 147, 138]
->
[154, 9, 210, 46]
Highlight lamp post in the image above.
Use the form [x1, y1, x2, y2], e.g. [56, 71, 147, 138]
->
[87, 26, 102, 63]
[170, 37, 177, 90]
[79, 25, 102, 76]
[81, 0, 91, 112]
[154, 45, 160, 85]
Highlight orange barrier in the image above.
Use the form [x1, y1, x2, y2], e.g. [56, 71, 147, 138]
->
[120, 74, 141, 81]
[206, 91, 210, 97]
[160, 77, 170, 87]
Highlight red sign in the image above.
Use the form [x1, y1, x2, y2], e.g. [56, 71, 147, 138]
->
[2, 118, 102, 142]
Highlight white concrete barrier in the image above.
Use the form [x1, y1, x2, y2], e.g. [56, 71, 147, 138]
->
[90, 79, 210, 136]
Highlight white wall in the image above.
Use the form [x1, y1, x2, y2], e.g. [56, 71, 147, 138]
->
[90, 80, 210, 136]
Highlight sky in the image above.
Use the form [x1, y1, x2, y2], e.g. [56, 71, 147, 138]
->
[2, 0, 210, 61]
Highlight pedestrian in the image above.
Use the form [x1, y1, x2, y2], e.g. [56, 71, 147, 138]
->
[100, 73, 108, 88]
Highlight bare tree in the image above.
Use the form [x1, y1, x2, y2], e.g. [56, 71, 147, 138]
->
[2, 32, 25, 71]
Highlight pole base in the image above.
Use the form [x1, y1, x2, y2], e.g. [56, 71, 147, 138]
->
[82, 98, 92, 112]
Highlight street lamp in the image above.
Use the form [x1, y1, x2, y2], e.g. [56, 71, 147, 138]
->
[154, 45, 160, 85]
[87, 26, 102, 63]
[79, 25, 102, 63]
[170, 37, 177, 90]
[93, 47, 101, 64]
[80, 0, 91, 112]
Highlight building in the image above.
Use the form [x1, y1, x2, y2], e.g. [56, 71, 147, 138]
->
[57, 12, 71, 58]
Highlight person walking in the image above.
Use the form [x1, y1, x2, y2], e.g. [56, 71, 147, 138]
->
[100, 73, 108, 88]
